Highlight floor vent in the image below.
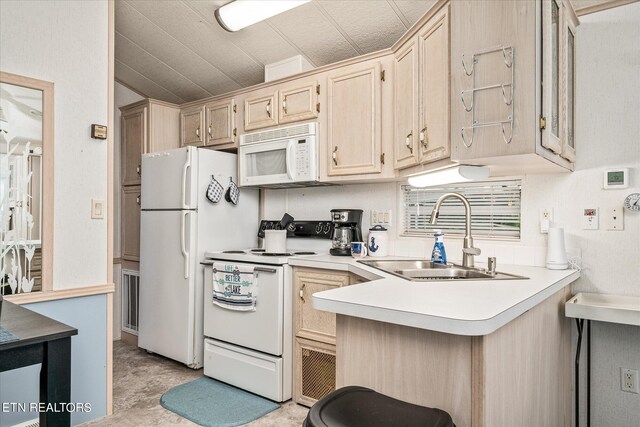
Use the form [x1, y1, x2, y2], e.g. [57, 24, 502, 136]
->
[122, 269, 140, 335]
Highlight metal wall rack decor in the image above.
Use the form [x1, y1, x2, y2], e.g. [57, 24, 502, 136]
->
[460, 46, 515, 148]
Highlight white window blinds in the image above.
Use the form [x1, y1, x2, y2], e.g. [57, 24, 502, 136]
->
[401, 180, 521, 239]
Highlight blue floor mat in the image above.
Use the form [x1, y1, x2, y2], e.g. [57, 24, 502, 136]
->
[160, 377, 280, 427]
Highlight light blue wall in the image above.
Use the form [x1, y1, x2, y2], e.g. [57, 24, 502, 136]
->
[0, 294, 107, 426]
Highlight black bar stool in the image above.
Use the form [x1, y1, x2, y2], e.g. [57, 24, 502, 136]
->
[303, 386, 455, 427]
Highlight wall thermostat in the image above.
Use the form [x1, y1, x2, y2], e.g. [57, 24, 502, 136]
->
[603, 168, 628, 189]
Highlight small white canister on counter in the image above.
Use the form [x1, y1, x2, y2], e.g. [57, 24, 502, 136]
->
[368, 225, 389, 257]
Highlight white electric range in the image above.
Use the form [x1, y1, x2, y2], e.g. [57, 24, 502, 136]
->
[201, 220, 331, 402]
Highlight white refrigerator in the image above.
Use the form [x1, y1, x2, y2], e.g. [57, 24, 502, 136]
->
[138, 147, 258, 368]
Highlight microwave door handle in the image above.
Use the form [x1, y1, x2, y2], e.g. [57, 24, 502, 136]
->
[286, 139, 295, 181]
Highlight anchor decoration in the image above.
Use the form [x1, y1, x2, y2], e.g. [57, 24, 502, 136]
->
[369, 237, 379, 253]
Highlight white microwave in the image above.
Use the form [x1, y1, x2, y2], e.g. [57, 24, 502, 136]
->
[239, 122, 320, 188]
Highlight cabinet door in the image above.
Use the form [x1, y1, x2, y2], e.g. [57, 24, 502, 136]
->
[541, 0, 563, 154]
[293, 269, 349, 343]
[418, 5, 450, 164]
[327, 62, 383, 176]
[561, 4, 576, 162]
[244, 92, 278, 131]
[294, 337, 336, 407]
[180, 105, 205, 147]
[205, 99, 236, 147]
[279, 81, 319, 125]
[121, 106, 146, 186]
[121, 186, 141, 261]
[394, 39, 419, 169]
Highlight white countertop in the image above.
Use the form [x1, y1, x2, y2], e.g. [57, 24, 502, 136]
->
[289, 255, 580, 336]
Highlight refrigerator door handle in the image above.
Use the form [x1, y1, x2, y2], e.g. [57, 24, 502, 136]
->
[181, 210, 190, 279]
[181, 150, 192, 209]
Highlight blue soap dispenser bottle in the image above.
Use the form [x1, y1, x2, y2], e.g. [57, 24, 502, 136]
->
[431, 230, 447, 265]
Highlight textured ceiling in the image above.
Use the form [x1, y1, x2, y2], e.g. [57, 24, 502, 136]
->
[115, 0, 436, 103]
[114, 0, 617, 104]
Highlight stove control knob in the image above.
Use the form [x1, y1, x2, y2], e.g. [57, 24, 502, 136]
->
[322, 223, 331, 234]
[287, 223, 296, 232]
[315, 223, 322, 233]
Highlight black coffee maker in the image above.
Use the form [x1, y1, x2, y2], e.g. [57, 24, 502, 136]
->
[329, 209, 364, 256]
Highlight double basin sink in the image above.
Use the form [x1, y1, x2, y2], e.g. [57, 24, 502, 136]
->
[358, 259, 528, 282]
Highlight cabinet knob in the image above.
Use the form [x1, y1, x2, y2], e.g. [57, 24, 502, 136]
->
[266, 100, 271, 118]
[195, 127, 200, 138]
[420, 126, 428, 148]
[300, 283, 305, 302]
[208, 125, 213, 139]
[332, 146, 338, 166]
[405, 132, 413, 153]
[136, 164, 141, 176]
[282, 97, 287, 115]
[136, 195, 141, 206]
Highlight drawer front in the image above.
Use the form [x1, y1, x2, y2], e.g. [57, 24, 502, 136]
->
[204, 339, 285, 402]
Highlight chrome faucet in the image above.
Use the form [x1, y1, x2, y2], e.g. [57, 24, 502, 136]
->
[429, 192, 481, 268]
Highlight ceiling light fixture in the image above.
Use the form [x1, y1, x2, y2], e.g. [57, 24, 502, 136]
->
[215, 0, 310, 32]
[407, 165, 490, 188]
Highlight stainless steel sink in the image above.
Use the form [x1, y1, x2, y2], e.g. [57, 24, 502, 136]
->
[358, 259, 528, 281]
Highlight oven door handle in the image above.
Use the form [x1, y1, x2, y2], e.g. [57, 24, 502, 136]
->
[199, 261, 276, 274]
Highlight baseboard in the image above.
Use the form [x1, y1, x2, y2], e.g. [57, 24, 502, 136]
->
[121, 331, 138, 347]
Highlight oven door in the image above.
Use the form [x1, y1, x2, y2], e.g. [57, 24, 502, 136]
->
[204, 262, 284, 356]
[239, 138, 296, 186]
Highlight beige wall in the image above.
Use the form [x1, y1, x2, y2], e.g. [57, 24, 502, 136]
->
[0, 0, 109, 289]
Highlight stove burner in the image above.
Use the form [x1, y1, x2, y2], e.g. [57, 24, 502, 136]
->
[250, 248, 266, 253]
[293, 251, 316, 255]
[222, 250, 246, 254]
[261, 252, 292, 257]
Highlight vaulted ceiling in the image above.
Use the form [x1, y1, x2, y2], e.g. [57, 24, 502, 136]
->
[114, 0, 437, 103]
[115, 0, 609, 104]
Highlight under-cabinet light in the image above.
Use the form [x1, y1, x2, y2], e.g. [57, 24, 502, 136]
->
[215, 0, 310, 32]
[407, 165, 490, 188]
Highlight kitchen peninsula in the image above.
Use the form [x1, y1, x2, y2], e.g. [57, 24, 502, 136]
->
[292, 256, 580, 427]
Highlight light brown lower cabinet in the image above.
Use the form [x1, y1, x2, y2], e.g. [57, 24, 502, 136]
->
[335, 286, 572, 427]
[292, 267, 368, 407]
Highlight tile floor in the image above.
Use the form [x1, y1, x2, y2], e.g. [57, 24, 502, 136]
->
[82, 341, 308, 426]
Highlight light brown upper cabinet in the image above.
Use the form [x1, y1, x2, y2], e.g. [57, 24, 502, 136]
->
[394, 5, 450, 170]
[278, 81, 320, 125]
[561, 0, 577, 163]
[326, 61, 383, 177]
[120, 99, 179, 261]
[244, 91, 278, 131]
[180, 105, 205, 147]
[205, 98, 237, 148]
[450, 0, 578, 175]
[121, 105, 147, 186]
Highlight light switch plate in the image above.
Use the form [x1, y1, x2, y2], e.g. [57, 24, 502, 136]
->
[91, 199, 104, 219]
[604, 207, 624, 231]
[582, 208, 599, 230]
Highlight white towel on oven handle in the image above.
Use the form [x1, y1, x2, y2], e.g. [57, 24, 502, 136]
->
[212, 262, 257, 311]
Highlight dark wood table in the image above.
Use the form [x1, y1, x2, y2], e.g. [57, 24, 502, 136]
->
[0, 299, 78, 426]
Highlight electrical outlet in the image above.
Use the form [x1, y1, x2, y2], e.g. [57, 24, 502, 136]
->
[621, 368, 639, 394]
[604, 207, 624, 231]
[371, 210, 378, 224]
[371, 210, 392, 226]
[539, 208, 553, 233]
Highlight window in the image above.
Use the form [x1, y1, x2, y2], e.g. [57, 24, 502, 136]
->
[401, 180, 521, 239]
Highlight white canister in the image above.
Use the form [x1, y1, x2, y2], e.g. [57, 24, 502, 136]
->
[265, 230, 287, 254]
[368, 225, 389, 257]
[546, 226, 568, 270]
